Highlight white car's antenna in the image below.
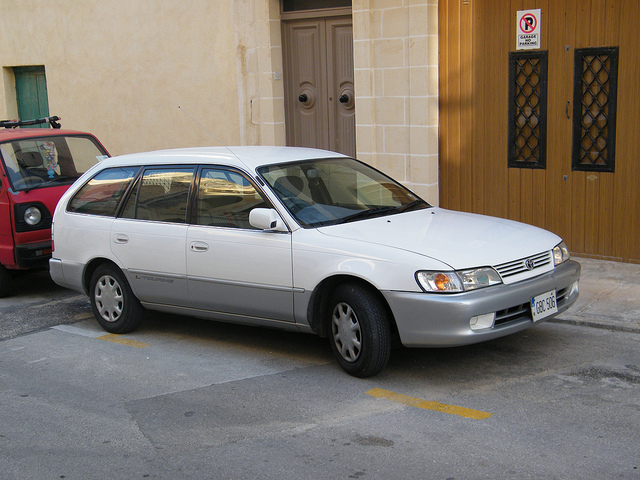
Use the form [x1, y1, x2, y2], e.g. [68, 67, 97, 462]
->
[177, 106, 242, 161]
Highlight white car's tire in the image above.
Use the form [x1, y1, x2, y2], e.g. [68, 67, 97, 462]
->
[329, 283, 391, 377]
[90, 264, 144, 334]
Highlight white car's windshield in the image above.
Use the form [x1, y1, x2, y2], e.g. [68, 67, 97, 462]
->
[258, 158, 429, 227]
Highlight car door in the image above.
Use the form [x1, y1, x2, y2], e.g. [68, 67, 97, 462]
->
[0, 174, 12, 265]
[186, 166, 294, 322]
[110, 166, 194, 306]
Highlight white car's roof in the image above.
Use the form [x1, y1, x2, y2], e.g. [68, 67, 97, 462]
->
[100, 146, 349, 172]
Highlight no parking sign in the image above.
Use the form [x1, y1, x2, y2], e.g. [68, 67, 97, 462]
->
[517, 9, 541, 50]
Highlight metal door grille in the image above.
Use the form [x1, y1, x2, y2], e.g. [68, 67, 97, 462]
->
[508, 51, 548, 169]
[572, 47, 618, 172]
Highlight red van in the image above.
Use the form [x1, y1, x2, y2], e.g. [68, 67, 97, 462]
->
[0, 116, 109, 296]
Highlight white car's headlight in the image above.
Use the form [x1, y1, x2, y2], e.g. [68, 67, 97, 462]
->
[416, 271, 463, 292]
[416, 267, 502, 293]
[552, 241, 570, 266]
[458, 267, 503, 290]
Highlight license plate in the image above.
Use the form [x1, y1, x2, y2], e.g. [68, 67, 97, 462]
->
[531, 290, 558, 322]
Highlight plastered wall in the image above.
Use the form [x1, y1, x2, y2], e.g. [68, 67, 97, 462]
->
[0, 0, 438, 203]
[0, 0, 284, 157]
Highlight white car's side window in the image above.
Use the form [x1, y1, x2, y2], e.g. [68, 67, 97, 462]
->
[121, 167, 194, 223]
[195, 167, 268, 229]
[67, 166, 139, 216]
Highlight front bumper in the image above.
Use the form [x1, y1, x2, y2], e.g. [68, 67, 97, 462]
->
[15, 241, 53, 269]
[383, 260, 581, 347]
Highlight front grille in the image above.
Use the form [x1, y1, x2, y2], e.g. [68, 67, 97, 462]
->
[15, 217, 52, 233]
[494, 302, 531, 326]
[495, 251, 552, 279]
[494, 285, 571, 328]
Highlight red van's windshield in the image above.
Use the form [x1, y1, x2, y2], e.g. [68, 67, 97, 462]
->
[0, 134, 108, 192]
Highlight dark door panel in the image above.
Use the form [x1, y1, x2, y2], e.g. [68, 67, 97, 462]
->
[283, 16, 355, 157]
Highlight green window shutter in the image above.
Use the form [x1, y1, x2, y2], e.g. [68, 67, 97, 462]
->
[14, 66, 50, 128]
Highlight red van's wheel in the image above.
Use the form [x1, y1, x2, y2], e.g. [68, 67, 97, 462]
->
[0, 266, 11, 298]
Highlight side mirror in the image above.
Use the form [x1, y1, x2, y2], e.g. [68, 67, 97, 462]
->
[249, 208, 288, 232]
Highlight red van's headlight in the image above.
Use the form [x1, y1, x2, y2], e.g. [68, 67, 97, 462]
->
[24, 206, 42, 226]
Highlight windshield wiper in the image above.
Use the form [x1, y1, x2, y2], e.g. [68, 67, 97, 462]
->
[20, 176, 77, 193]
[333, 201, 429, 225]
[41, 176, 76, 185]
[393, 199, 429, 214]
[334, 206, 399, 225]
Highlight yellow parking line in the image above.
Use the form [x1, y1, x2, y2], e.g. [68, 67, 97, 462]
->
[97, 334, 151, 349]
[366, 388, 492, 420]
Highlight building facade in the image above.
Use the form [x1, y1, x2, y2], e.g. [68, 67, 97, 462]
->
[0, 0, 439, 204]
[2, 1, 637, 262]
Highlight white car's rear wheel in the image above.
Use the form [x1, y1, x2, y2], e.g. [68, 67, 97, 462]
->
[90, 264, 143, 334]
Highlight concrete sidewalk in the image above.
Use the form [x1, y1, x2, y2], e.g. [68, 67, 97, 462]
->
[552, 257, 640, 333]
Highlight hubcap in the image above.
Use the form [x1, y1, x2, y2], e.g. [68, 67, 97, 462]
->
[94, 274, 123, 323]
[331, 302, 362, 362]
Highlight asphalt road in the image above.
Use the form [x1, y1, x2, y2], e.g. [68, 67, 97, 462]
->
[1, 270, 639, 480]
[0, 270, 90, 341]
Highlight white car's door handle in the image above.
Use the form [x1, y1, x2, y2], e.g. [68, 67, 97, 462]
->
[114, 234, 129, 244]
[190, 241, 209, 252]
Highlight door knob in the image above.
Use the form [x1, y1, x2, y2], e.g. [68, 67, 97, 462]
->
[339, 94, 349, 103]
[113, 234, 129, 244]
[190, 241, 209, 252]
[298, 94, 308, 103]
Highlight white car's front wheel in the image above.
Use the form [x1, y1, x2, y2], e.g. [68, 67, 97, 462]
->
[329, 284, 391, 377]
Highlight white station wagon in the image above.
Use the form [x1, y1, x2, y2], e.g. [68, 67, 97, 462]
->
[50, 146, 580, 377]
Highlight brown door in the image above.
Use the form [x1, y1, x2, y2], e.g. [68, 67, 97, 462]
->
[439, 1, 640, 263]
[283, 16, 355, 157]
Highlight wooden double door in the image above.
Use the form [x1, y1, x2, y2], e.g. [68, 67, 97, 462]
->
[282, 16, 355, 157]
[439, 1, 640, 263]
